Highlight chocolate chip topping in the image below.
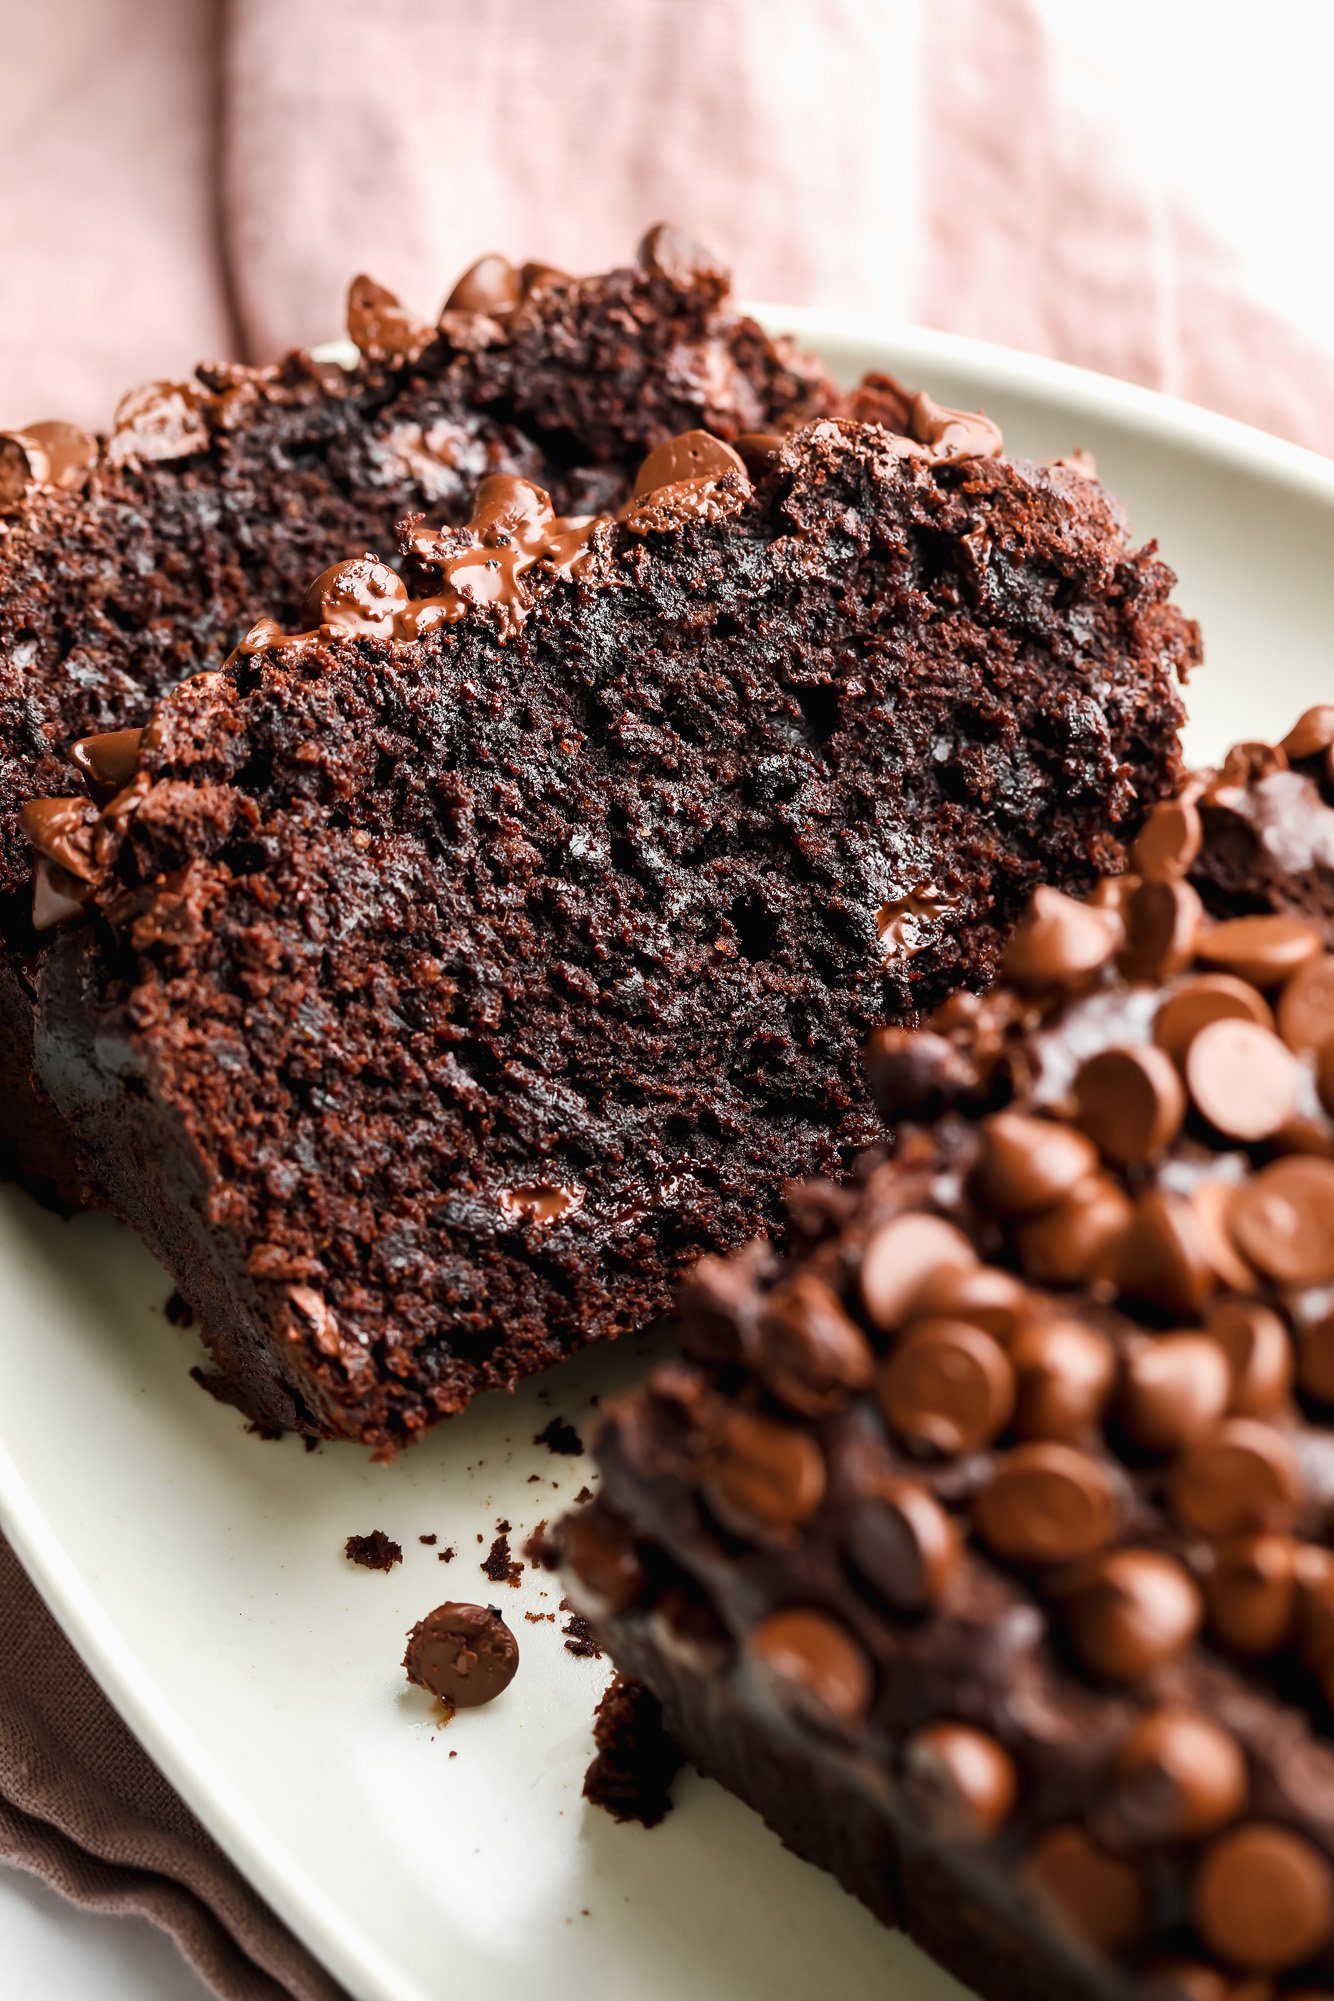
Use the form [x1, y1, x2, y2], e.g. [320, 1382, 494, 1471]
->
[1060, 1548, 1203, 1679]
[0, 418, 96, 506]
[878, 1319, 1015, 1457]
[746, 1608, 872, 1727]
[1193, 1824, 1334, 1971]
[902, 1722, 1017, 1837]
[346, 274, 430, 361]
[1025, 1824, 1146, 1951]
[844, 1476, 960, 1609]
[703, 1409, 825, 1539]
[1109, 1707, 1246, 1842]
[973, 1441, 1117, 1564]
[402, 1601, 519, 1708]
[442, 253, 523, 318]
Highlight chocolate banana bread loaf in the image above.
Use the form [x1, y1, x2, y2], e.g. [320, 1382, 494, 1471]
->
[27, 414, 1193, 1447]
[0, 227, 832, 1202]
[558, 717, 1334, 2000]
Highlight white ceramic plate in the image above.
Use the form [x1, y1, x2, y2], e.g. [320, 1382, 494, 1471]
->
[1, 321, 1332, 2001]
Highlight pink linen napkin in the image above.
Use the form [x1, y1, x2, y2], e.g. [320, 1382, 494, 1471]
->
[0, 1, 1332, 1996]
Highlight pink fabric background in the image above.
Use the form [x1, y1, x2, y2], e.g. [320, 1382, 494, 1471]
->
[0, 2, 1332, 1994]
[3, 0, 1333, 451]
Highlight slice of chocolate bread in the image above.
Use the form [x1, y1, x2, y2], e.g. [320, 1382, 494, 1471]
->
[0, 227, 832, 1202]
[555, 764, 1334, 1998]
[28, 417, 1194, 1447]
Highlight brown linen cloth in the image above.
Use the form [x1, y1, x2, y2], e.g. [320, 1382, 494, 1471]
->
[0, 1541, 347, 2000]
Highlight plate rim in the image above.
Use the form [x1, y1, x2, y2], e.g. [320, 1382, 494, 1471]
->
[2, 311, 1332, 2001]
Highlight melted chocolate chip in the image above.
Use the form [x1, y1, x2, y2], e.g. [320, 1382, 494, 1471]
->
[402, 1601, 519, 1708]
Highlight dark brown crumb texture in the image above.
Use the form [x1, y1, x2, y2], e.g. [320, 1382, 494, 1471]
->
[28, 416, 1192, 1449]
[582, 1675, 684, 1827]
[344, 1530, 402, 1572]
[0, 229, 833, 1202]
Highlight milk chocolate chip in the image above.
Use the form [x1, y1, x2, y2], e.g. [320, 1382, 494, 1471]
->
[844, 1476, 960, 1610]
[974, 1442, 1117, 1565]
[1025, 1825, 1146, 1951]
[1061, 1548, 1203, 1679]
[1154, 973, 1274, 1064]
[703, 1410, 825, 1539]
[1170, 1419, 1302, 1539]
[1230, 1158, 1334, 1286]
[1119, 1334, 1232, 1453]
[860, 1213, 975, 1332]
[903, 1722, 1017, 1837]
[756, 1271, 873, 1417]
[746, 1608, 872, 1727]
[1119, 878, 1203, 982]
[974, 1113, 1099, 1216]
[1193, 1824, 1334, 1971]
[402, 1601, 519, 1708]
[1008, 1317, 1116, 1440]
[1073, 1045, 1185, 1165]
[1110, 1707, 1247, 1841]
[1205, 1535, 1300, 1655]
[1185, 1019, 1300, 1141]
[1001, 887, 1119, 991]
[877, 1320, 1015, 1456]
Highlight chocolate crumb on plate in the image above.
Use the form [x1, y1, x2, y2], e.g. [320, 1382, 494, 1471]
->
[561, 1599, 603, 1659]
[403, 1601, 519, 1709]
[481, 1532, 522, 1587]
[583, 1676, 683, 1828]
[344, 1531, 402, 1572]
[164, 1290, 194, 1327]
[419, 1534, 437, 1546]
[535, 1416, 585, 1456]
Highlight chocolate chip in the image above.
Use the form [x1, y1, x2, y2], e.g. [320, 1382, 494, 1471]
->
[973, 1112, 1099, 1216]
[1230, 1157, 1334, 1286]
[632, 430, 747, 499]
[346, 275, 428, 360]
[1188, 1180, 1258, 1295]
[68, 727, 144, 803]
[973, 1442, 1117, 1565]
[678, 1245, 769, 1366]
[907, 1262, 1033, 1343]
[1014, 1173, 1134, 1287]
[1118, 878, 1203, 982]
[1205, 1534, 1300, 1655]
[1008, 1316, 1116, 1440]
[1197, 913, 1323, 989]
[1060, 1547, 1202, 1679]
[745, 1608, 872, 1727]
[637, 222, 724, 287]
[1000, 886, 1119, 991]
[859, 1213, 976, 1333]
[1299, 1309, 1334, 1405]
[442, 254, 522, 317]
[876, 1320, 1015, 1456]
[18, 796, 98, 881]
[1277, 953, 1334, 1052]
[1153, 973, 1275, 1064]
[755, 1271, 873, 1417]
[402, 1601, 519, 1708]
[1283, 706, 1334, 762]
[107, 380, 209, 464]
[1072, 1045, 1185, 1165]
[560, 1506, 648, 1615]
[1110, 1706, 1247, 1840]
[1208, 1300, 1292, 1416]
[1118, 1334, 1232, 1453]
[1113, 1188, 1216, 1318]
[302, 554, 409, 637]
[1130, 797, 1203, 880]
[1317, 1038, 1334, 1120]
[702, 1409, 825, 1539]
[1170, 1418, 1302, 1539]
[1025, 1825, 1146, 1951]
[902, 1722, 1017, 1837]
[844, 1476, 960, 1611]
[0, 418, 95, 503]
[1185, 1018, 1301, 1141]
[1193, 1824, 1334, 1971]
[863, 1024, 976, 1120]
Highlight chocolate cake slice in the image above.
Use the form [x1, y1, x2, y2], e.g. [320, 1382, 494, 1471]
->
[556, 751, 1334, 1998]
[28, 415, 1193, 1447]
[0, 227, 832, 1202]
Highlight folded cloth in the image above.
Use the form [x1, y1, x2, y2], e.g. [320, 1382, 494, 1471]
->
[0, 1540, 347, 2001]
[0, 0, 1332, 1995]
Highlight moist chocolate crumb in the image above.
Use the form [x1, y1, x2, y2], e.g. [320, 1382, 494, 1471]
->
[525, 1610, 556, 1624]
[583, 1676, 684, 1827]
[561, 1597, 603, 1658]
[164, 1290, 195, 1327]
[302, 1435, 320, 1453]
[482, 1533, 522, 1587]
[419, 1534, 437, 1546]
[535, 1416, 584, 1456]
[573, 1485, 593, 1505]
[345, 1530, 403, 1572]
[527, 1473, 541, 1482]
[437, 1545, 456, 1563]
